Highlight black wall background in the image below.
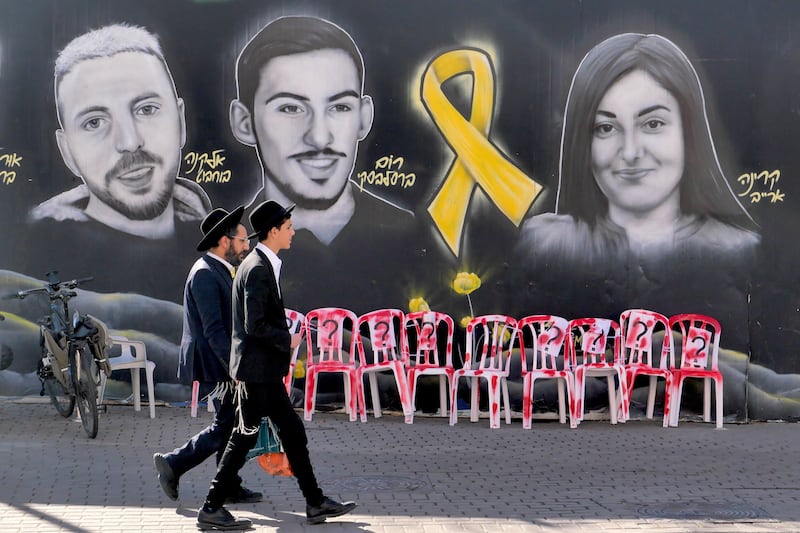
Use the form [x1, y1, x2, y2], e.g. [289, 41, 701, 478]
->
[1, 0, 798, 388]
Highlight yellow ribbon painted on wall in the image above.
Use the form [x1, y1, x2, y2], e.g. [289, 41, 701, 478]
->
[421, 48, 543, 256]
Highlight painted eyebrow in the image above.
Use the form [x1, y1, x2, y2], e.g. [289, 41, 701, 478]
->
[263, 90, 360, 106]
[264, 92, 309, 105]
[595, 104, 671, 120]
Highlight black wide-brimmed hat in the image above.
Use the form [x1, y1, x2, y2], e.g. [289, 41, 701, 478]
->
[248, 200, 295, 239]
[196, 205, 245, 251]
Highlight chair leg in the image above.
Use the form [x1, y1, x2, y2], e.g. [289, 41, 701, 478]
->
[488, 377, 501, 429]
[566, 375, 578, 429]
[607, 375, 617, 424]
[449, 375, 459, 426]
[522, 375, 533, 430]
[502, 379, 511, 425]
[368, 372, 381, 419]
[303, 370, 316, 421]
[661, 374, 673, 428]
[130, 368, 141, 412]
[97, 373, 107, 407]
[715, 377, 724, 429]
[144, 361, 156, 418]
[573, 369, 585, 426]
[646, 375, 657, 419]
[438, 375, 448, 417]
[470, 377, 479, 423]
[191, 381, 199, 418]
[703, 377, 712, 423]
[348, 371, 359, 422]
[557, 378, 567, 424]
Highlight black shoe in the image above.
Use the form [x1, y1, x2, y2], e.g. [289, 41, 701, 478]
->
[225, 486, 263, 504]
[153, 453, 178, 501]
[306, 497, 357, 524]
[196, 506, 252, 531]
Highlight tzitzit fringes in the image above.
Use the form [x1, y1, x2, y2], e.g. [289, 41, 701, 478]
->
[233, 381, 260, 436]
[205, 381, 232, 405]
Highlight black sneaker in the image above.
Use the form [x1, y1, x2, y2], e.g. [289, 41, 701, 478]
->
[306, 497, 357, 524]
[225, 486, 263, 504]
[196, 506, 252, 531]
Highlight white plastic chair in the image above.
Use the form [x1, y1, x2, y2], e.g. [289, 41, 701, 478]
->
[568, 318, 629, 426]
[450, 314, 519, 429]
[98, 335, 156, 418]
[668, 313, 724, 428]
[356, 308, 414, 423]
[304, 307, 360, 422]
[518, 315, 576, 429]
[404, 311, 455, 422]
[619, 309, 674, 427]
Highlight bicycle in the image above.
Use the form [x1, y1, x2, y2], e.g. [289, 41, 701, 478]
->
[9, 271, 112, 438]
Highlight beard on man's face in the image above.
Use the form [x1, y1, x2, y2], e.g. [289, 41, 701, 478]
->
[224, 242, 245, 267]
[94, 150, 177, 220]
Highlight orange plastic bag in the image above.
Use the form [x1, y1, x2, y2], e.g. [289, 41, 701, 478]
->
[257, 452, 293, 476]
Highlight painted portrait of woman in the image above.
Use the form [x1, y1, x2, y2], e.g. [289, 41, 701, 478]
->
[515, 33, 759, 267]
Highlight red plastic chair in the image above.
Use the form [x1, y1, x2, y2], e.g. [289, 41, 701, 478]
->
[668, 313, 724, 428]
[356, 309, 414, 423]
[450, 314, 519, 429]
[568, 318, 629, 425]
[518, 315, 576, 429]
[283, 308, 306, 395]
[303, 307, 359, 422]
[404, 311, 455, 422]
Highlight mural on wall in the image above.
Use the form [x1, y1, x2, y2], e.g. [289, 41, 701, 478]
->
[1, 0, 799, 421]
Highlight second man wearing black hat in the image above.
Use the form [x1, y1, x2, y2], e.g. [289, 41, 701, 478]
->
[196, 200, 357, 530]
[153, 205, 261, 505]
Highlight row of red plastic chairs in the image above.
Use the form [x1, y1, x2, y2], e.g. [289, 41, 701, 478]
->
[278, 308, 723, 430]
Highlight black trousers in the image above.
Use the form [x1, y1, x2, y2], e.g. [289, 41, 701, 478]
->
[204, 380, 324, 509]
[165, 384, 241, 488]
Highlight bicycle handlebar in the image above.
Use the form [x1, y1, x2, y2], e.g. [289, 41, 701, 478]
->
[5, 275, 94, 300]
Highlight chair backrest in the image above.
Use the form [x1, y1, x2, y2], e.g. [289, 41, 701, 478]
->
[404, 310, 454, 369]
[619, 308, 674, 369]
[567, 317, 621, 367]
[304, 307, 359, 367]
[285, 308, 306, 368]
[356, 308, 407, 366]
[518, 315, 570, 372]
[668, 313, 722, 371]
[464, 314, 518, 373]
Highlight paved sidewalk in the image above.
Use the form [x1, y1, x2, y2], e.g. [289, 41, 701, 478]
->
[1, 396, 799, 532]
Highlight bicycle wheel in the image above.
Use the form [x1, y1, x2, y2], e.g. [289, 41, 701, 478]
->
[38, 358, 75, 417]
[73, 345, 99, 438]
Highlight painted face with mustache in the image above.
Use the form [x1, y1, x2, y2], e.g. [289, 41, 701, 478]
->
[56, 51, 185, 221]
[247, 49, 373, 210]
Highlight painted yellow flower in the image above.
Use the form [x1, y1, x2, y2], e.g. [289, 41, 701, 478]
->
[460, 315, 473, 328]
[452, 272, 481, 295]
[408, 297, 430, 313]
[293, 359, 306, 379]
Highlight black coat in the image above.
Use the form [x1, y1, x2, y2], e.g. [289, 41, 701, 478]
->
[230, 247, 291, 383]
[178, 255, 234, 384]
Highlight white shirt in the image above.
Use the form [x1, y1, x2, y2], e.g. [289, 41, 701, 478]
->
[205, 252, 235, 278]
[256, 242, 281, 296]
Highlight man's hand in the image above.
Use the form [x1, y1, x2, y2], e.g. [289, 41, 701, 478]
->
[290, 333, 302, 348]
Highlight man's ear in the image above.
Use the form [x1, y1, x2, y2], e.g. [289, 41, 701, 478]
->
[55, 129, 82, 178]
[229, 99, 257, 146]
[177, 97, 187, 149]
[357, 95, 375, 141]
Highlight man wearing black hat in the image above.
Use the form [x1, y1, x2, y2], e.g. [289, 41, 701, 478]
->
[197, 200, 357, 530]
[153, 206, 262, 505]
